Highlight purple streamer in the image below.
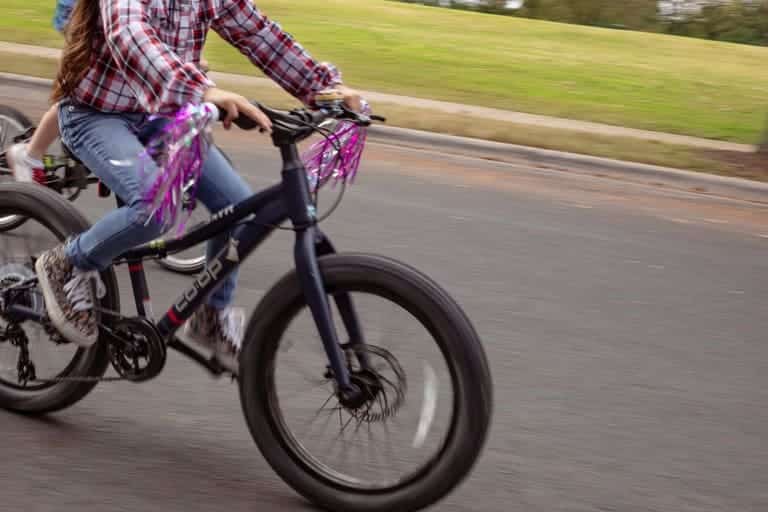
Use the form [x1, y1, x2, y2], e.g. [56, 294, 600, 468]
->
[140, 100, 370, 237]
[139, 103, 217, 234]
[302, 101, 371, 189]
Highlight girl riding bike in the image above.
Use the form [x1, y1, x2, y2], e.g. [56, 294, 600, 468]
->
[32, 0, 360, 373]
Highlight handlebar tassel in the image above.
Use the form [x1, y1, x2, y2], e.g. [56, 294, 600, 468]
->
[139, 103, 217, 233]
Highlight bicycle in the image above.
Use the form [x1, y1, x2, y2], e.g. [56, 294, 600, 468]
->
[0, 104, 208, 274]
[0, 100, 493, 512]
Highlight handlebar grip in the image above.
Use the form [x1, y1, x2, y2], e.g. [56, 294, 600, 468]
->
[232, 115, 262, 131]
[202, 102, 221, 122]
[202, 101, 262, 130]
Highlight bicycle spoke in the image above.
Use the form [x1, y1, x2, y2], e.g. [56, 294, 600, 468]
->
[272, 288, 456, 491]
[297, 391, 338, 441]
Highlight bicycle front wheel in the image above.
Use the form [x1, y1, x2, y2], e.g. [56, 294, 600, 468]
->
[239, 253, 493, 512]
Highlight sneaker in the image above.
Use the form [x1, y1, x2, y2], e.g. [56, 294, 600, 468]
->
[35, 244, 105, 347]
[185, 304, 244, 374]
[7, 144, 45, 184]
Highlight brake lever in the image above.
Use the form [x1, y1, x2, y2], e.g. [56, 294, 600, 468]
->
[338, 104, 386, 125]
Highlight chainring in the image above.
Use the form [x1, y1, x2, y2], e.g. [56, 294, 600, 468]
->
[107, 317, 166, 382]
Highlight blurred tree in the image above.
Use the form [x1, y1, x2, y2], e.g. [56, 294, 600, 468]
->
[405, 0, 768, 46]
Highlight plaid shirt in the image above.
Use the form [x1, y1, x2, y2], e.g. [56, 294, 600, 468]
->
[72, 0, 342, 113]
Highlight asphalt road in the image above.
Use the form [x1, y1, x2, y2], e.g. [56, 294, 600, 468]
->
[1, 83, 768, 512]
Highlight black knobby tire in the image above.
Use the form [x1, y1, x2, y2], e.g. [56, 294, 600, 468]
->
[0, 183, 119, 414]
[238, 253, 493, 512]
[0, 106, 34, 232]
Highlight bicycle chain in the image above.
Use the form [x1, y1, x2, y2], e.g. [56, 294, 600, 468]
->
[31, 374, 128, 383]
[1, 256, 160, 386]
[21, 300, 142, 384]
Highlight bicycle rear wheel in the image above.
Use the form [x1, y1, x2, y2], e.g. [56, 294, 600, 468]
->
[0, 106, 34, 232]
[0, 183, 119, 414]
[239, 253, 493, 512]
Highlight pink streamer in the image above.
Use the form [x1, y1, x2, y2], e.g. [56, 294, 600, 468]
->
[140, 101, 370, 237]
[302, 102, 371, 189]
[140, 103, 217, 234]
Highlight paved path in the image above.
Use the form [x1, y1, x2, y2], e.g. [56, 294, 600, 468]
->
[0, 84, 767, 512]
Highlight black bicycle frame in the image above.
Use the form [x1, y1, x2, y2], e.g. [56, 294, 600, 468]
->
[117, 142, 362, 390]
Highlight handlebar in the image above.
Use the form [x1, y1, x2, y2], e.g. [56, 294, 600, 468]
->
[203, 100, 385, 145]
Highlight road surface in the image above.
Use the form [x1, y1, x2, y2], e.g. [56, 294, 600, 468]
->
[1, 83, 767, 512]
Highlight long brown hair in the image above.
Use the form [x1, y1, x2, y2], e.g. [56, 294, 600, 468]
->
[52, 0, 102, 102]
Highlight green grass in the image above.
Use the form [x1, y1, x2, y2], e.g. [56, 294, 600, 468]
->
[3, 52, 764, 182]
[1, 0, 767, 144]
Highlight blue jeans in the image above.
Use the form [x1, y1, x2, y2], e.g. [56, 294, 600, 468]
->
[53, 0, 76, 33]
[58, 101, 252, 309]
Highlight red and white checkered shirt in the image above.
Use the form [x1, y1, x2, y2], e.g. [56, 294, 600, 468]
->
[72, 0, 342, 113]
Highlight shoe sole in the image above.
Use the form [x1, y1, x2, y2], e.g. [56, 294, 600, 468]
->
[35, 256, 97, 348]
[183, 326, 238, 375]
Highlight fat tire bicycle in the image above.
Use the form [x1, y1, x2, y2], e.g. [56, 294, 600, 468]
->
[0, 101, 493, 512]
[0, 104, 208, 274]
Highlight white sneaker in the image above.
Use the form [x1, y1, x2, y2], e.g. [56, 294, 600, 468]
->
[7, 144, 44, 184]
[185, 305, 244, 374]
[35, 244, 106, 347]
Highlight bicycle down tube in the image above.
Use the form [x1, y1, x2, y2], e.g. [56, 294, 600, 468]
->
[118, 141, 358, 390]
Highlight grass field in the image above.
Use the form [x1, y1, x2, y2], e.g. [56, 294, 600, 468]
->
[1, 0, 766, 145]
[1, 50, 765, 181]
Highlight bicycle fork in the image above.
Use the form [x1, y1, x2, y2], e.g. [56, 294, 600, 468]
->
[283, 145, 366, 397]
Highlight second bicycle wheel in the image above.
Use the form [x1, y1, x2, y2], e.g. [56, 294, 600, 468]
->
[239, 253, 493, 512]
[0, 106, 34, 232]
[155, 197, 208, 275]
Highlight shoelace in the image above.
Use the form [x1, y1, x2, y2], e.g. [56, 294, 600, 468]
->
[63, 269, 107, 312]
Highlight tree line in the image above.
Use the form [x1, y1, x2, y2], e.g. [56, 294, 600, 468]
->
[400, 1, 768, 47]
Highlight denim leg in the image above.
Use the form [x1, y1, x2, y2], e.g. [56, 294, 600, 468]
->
[58, 103, 165, 271]
[194, 145, 253, 309]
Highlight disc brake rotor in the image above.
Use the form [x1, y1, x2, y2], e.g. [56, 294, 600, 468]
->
[341, 344, 407, 424]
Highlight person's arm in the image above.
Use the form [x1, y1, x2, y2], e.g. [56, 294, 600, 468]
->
[101, 0, 214, 112]
[211, 0, 342, 106]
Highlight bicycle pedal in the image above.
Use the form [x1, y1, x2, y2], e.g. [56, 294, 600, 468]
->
[205, 355, 229, 378]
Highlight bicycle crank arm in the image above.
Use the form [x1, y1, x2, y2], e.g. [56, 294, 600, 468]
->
[167, 336, 228, 378]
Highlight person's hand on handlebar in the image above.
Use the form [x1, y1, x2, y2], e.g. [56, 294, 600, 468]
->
[316, 85, 364, 112]
[203, 87, 272, 133]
